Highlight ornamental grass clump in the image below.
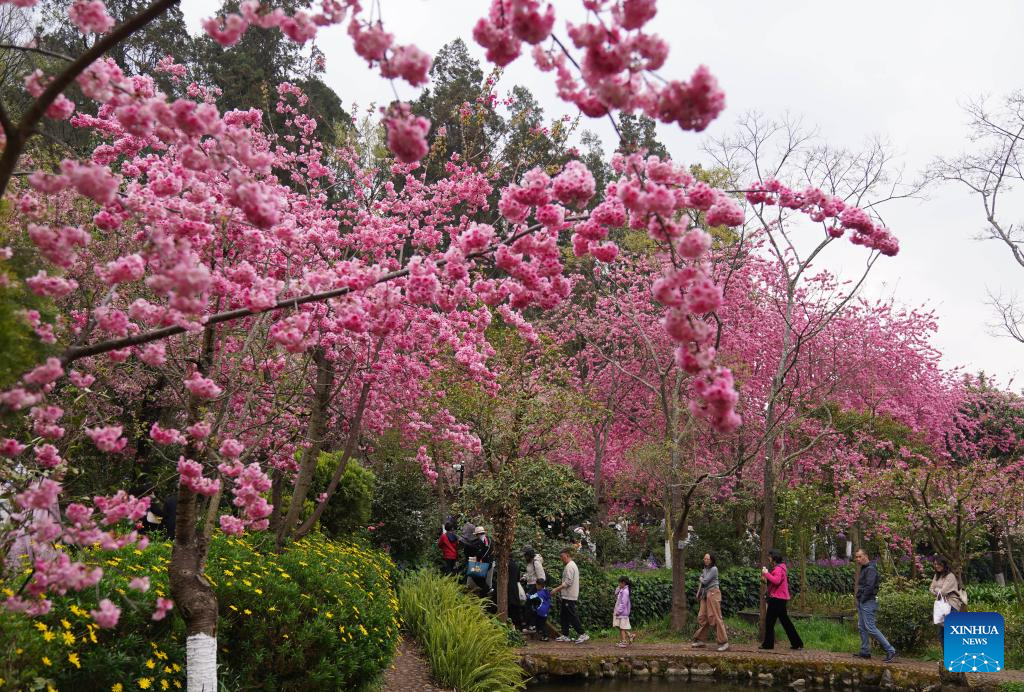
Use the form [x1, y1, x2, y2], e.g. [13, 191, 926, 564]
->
[399, 571, 525, 691]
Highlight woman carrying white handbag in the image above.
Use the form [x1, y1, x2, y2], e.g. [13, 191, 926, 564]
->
[930, 556, 967, 653]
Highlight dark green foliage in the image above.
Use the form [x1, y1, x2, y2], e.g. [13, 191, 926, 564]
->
[510, 459, 595, 537]
[538, 563, 857, 633]
[876, 587, 934, 652]
[368, 437, 440, 566]
[314, 453, 375, 537]
[615, 113, 669, 159]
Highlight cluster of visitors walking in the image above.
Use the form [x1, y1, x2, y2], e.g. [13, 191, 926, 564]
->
[439, 523, 963, 661]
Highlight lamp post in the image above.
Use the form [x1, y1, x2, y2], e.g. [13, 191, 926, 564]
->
[452, 462, 464, 487]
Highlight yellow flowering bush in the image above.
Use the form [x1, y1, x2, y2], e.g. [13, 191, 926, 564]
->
[1, 534, 399, 691]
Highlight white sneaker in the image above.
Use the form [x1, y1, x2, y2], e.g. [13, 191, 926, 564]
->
[575, 633, 590, 644]
[554, 635, 572, 642]
[717, 643, 730, 652]
[691, 642, 705, 648]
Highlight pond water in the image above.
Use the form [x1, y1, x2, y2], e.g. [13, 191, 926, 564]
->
[528, 681, 766, 691]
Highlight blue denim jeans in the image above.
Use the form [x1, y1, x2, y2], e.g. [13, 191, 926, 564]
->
[858, 598, 895, 655]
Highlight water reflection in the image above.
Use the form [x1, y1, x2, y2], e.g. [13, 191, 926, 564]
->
[529, 680, 766, 691]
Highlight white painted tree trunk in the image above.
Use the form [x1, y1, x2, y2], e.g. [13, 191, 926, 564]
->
[664, 539, 672, 569]
[187, 633, 217, 692]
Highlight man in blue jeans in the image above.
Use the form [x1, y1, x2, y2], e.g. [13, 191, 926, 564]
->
[852, 548, 896, 663]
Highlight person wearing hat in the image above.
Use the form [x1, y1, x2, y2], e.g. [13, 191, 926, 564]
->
[468, 526, 494, 592]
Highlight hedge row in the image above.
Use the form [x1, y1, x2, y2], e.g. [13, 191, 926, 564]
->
[544, 563, 855, 633]
[0, 534, 399, 691]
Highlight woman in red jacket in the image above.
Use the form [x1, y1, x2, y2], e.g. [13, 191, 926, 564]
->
[760, 549, 804, 650]
[438, 521, 459, 575]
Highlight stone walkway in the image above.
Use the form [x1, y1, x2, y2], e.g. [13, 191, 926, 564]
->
[382, 637, 450, 692]
[521, 640, 1024, 688]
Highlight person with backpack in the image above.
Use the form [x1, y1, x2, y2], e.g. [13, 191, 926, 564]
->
[437, 521, 459, 575]
[760, 549, 804, 650]
[613, 576, 636, 648]
[852, 548, 897, 662]
[930, 555, 967, 653]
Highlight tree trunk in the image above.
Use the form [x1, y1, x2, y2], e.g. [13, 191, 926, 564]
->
[592, 426, 606, 522]
[294, 380, 371, 539]
[170, 483, 218, 692]
[167, 323, 220, 691]
[758, 453, 776, 640]
[275, 347, 334, 548]
[669, 520, 689, 631]
[991, 530, 1006, 587]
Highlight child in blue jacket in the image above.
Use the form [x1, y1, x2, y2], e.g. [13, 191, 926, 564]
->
[528, 578, 561, 641]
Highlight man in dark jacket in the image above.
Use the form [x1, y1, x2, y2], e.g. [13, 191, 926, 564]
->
[853, 548, 896, 662]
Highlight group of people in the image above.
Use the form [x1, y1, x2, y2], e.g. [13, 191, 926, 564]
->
[692, 547, 966, 663]
[439, 524, 965, 661]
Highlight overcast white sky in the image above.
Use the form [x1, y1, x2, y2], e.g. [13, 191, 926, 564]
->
[183, 1, 1024, 388]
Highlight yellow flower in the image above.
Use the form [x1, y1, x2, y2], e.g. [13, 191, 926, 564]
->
[146, 659, 156, 669]
[325, 612, 333, 619]
[68, 652, 81, 669]
[71, 605, 88, 617]
[243, 609, 252, 616]
[34, 622, 49, 633]
[173, 681, 182, 689]
[138, 678, 153, 689]
[42, 656, 52, 666]
[62, 631, 76, 646]
[161, 681, 169, 691]
[172, 664, 182, 673]
[43, 630, 56, 642]
[112, 684, 124, 692]
[61, 619, 72, 630]
[228, 605, 238, 612]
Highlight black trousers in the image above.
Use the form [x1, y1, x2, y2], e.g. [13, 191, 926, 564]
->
[441, 558, 457, 575]
[937, 605, 959, 652]
[560, 598, 585, 637]
[763, 597, 803, 649]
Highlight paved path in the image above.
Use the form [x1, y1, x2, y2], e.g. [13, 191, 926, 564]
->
[382, 637, 450, 692]
[521, 640, 1024, 686]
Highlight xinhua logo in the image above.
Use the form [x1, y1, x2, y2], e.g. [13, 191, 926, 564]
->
[943, 611, 1004, 673]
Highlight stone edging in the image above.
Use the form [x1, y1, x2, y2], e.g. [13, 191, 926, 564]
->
[521, 651, 987, 690]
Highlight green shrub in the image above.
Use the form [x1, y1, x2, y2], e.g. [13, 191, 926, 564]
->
[399, 571, 525, 691]
[369, 440, 440, 566]
[209, 534, 399, 690]
[876, 587, 934, 652]
[314, 453, 375, 537]
[0, 534, 399, 691]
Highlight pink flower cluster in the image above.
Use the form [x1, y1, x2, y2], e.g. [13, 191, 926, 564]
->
[178, 457, 221, 496]
[473, 0, 726, 135]
[473, 0, 555, 67]
[385, 103, 431, 164]
[183, 371, 223, 399]
[745, 179, 900, 256]
[217, 460, 272, 535]
[68, 0, 114, 34]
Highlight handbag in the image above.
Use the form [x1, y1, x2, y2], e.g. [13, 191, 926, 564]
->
[933, 596, 952, 624]
[517, 582, 527, 604]
[467, 559, 490, 578]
